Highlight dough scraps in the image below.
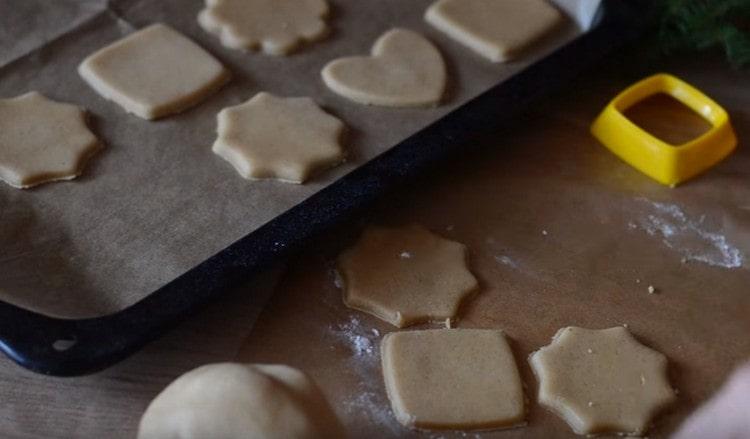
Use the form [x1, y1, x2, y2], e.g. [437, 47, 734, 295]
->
[0, 92, 100, 189]
[79, 23, 230, 120]
[198, 0, 329, 55]
[381, 329, 525, 430]
[212, 92, 346, 184]
[137, 363, 346, 439]
[529, 326, 676, 436]
[321, 29, 446, 107]
[337, 224, 478, 327]
[425, 0, 562, 62]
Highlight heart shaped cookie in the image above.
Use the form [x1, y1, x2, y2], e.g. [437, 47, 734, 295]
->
[322, 29, 446, 107]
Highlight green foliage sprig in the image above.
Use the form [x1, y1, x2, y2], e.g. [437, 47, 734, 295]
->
[656, 0, 750, 67]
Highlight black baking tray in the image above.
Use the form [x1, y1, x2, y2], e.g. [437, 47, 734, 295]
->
[0, 0, 648, 376]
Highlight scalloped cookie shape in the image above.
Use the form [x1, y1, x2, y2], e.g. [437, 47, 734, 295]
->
[198, 0, 329, 55]
[0, 92, 100, 189]
[425, 0, 562, 62]
[382, 329, 525, 430]
[79, 23, 230, 120]
[212, 92, 345, 184]
[529, 326, 676, 436]
[322, 29, 446, 107]
[337, 224, 477, 327]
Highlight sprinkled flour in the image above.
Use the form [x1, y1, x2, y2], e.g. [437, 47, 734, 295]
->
[636, 199, 743, 269]
[331, 315, 401, 435]
[332, 316, 376, 357]
[494, 255, 519, 269]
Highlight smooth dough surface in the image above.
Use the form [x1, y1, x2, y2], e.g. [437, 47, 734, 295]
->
[198, 0, 329, 55]
[79, 23, 230, 120]
[321, 29, 446, 107]
[529, 326, 676, 436]
[0, 92, 100, 189]
[425, 0, 562, 62]
[137, 363, 346, 439]
[212, 92, 345, 184]
[382, 329, 525, 430]
[338, 224, 477, 327]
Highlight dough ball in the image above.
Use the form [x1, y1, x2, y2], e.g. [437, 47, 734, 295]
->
[137, 363, 346, 439]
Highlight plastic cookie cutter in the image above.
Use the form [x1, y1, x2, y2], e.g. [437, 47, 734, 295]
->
[591, 73, 737, 187]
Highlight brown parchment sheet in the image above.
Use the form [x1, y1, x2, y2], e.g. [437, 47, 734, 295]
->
[0, 0, 583, 318]
[237, 54, 750, 438]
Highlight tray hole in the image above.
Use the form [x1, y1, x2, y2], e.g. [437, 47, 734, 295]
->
[52, 337, 77, 352]
[624, 93, 712, 145]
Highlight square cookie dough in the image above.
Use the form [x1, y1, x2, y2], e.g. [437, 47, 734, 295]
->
[381, 329, 525, 430]
[79, 23, 230, 120]
[425, 0, 562, 62]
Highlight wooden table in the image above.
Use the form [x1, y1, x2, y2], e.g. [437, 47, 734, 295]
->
[2, 49, 749, 438]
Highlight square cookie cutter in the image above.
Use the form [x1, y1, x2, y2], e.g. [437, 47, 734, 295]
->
[591, 73, 737, 186]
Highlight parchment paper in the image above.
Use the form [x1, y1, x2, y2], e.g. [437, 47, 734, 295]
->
[238, 54, 750, 438]
[0, 0, 584, 318]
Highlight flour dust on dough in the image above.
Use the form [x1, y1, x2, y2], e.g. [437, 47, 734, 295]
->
[199, 0, 330, 55]
[79, 23, 230, 120]
[322, 29, 446, 107]
[529, 326, 676, 436]
[0, 92, 101, 189]
[137, 363, 346, 439]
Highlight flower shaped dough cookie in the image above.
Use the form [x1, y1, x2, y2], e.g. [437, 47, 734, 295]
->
[322, 29, 446, 107]
[337, 224, 478, 327]
[212, 92, 346, 184]
[198, 0, 329, 55]
[530, 326, 676, 436]
[0, 92, 100, 189]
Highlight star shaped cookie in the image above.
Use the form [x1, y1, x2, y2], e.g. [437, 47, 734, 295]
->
[211, 92, 346, 183]
[337, 224, 478, 327]
[530, 326, 676, 436]
[0, 92, 100, 189]
[198, 0, 329, 55]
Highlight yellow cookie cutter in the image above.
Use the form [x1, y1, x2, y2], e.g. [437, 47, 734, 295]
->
[591, 73, 737, 187]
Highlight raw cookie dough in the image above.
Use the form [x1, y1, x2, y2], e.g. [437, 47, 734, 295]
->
[0, 92, 100, 189]
[425, 0, 562, 62]
[321, 29, 446, 107]
[529, 326, 676, 436]
[337, 224, 478, 327]
[382, 329, 525, 430]
[79, 23, 230, 120]
[198, 0, 329, 55]
[137, 363, 346, 439]
[212, 92, 346, 183]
